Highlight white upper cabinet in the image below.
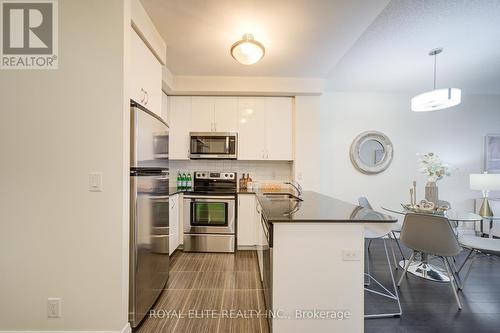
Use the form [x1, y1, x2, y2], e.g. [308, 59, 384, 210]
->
[130, 28, 162, 117]
[265, 97, 293, 160]
[191, 97, 214, 132]
[214, 97, 238, 132]
[238, 97, 293, 160]
[169, 96, 191, 160]
[238, 97, 267, 160]
[190, 97, 238, 132]
[168, 96, 292, 161]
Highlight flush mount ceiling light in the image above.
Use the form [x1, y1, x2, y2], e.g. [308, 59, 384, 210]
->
[230, 33, 265, 65]
[411, 48, 461, 112]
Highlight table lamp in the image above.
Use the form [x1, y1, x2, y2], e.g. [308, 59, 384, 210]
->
[470, 172, 500, 217]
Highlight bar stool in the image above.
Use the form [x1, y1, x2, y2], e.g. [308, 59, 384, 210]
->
[359, 197, 403, 269]
[359, 198, 402, 318]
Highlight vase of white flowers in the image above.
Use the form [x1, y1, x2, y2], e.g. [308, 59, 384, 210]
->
[418, 153, 451, 205]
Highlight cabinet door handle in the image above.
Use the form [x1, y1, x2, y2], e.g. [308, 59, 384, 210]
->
[266, 150, 269, 159]
[144, 91, 149, 105]
[214, 123, 217, 132]
[140, 88, 146, 103]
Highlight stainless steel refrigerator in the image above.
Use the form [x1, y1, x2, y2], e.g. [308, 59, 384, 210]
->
[129, 102, 170, 328]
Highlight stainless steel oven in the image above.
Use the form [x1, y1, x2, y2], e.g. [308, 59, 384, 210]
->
[183, 171, 237, 252]
[183, 195, 235, 234]
[189, 132, 237, 159]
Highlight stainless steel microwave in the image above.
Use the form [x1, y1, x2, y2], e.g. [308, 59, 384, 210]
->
[189, 132, 238, 159]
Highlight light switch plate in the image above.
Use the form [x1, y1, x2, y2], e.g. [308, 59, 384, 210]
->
[47, 298, 62, 318]
[342, 249, 362, 261]
[88, 172, 103, 192]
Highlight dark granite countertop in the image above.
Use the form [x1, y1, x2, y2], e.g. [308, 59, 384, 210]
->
[257, 191, 397, 223]
[169, 187, 187, 195]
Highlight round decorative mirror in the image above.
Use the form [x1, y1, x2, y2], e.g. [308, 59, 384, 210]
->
[350, 131, 393, 174]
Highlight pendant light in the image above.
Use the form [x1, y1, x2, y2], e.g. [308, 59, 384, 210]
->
[411, 48, 461, 112]
[230, 33, 265, 65]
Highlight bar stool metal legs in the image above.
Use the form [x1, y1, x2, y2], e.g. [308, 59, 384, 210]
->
[364, 239, 402, 318]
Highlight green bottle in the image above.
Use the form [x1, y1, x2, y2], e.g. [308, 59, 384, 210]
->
[181, 173, 187, 189]
[177, 173, 182, 189]
[187, 173, 192, 189]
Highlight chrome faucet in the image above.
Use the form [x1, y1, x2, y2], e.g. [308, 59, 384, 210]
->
[285, 180, 303, 197]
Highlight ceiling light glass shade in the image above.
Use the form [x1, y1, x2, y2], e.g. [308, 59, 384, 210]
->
[411, 88, 461, 112]
[230, 34, 265, 65]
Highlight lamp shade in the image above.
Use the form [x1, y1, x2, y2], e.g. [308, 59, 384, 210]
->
[411, 88, 461, 112]
[470, 173, 500, 191]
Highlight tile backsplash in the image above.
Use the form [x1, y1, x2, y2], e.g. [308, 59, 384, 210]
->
[170, 160, 293, 184]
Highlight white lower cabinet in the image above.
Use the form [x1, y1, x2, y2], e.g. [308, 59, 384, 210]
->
[237, 194, 258, 247]
[169, 193, 182, 254]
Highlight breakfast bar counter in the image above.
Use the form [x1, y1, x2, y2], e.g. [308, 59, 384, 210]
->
[257, 191, 397, 224]
[251, 190, 397, 333]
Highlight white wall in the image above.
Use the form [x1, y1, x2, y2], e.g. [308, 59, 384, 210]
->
[319, 92, 500, 213]
[170, 160, 292, 185]
[294, 96, 322, 191]
[0, 1, 130, 331]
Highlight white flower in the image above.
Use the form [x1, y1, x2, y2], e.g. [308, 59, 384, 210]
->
[417, 152, 452, 183]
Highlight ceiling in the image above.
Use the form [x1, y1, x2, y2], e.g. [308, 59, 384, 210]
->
[140, 0, 390, 78]
[142, 0, 500, 94]
[327, 0, 500, 94]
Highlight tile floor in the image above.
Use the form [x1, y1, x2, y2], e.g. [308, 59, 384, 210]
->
[138, 251, 269, 333]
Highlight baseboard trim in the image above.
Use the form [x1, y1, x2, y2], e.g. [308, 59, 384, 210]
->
[237, 245, 257, 250]
[0, 322, 131, 333]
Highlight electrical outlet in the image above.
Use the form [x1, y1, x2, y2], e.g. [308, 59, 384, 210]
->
[47, 298, 62, 318]
[342, 249, 362, 261]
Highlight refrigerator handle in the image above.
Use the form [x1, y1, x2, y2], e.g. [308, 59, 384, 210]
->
[130, 176, 139, 274]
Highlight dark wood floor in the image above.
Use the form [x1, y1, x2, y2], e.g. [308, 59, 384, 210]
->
[138, 251, 269, 333]
[365, 239, 500, 333]
[138, 244, 500, 333]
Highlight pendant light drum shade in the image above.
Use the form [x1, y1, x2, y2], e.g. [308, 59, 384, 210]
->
[411, 48, 461, 112]
[411, 88, 461, 112]
[230, 34, 265, 65]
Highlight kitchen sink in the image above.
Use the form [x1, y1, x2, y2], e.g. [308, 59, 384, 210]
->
[262, 192, 303, 201]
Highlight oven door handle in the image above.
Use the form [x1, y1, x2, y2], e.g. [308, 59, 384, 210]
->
[183, 195, 235, 200]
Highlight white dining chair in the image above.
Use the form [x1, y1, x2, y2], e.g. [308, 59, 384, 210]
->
[457, 235, 500, 288]
[397, 213, 463, 309]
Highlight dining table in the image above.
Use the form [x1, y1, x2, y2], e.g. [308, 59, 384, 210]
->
[381, 206, 483, 283]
